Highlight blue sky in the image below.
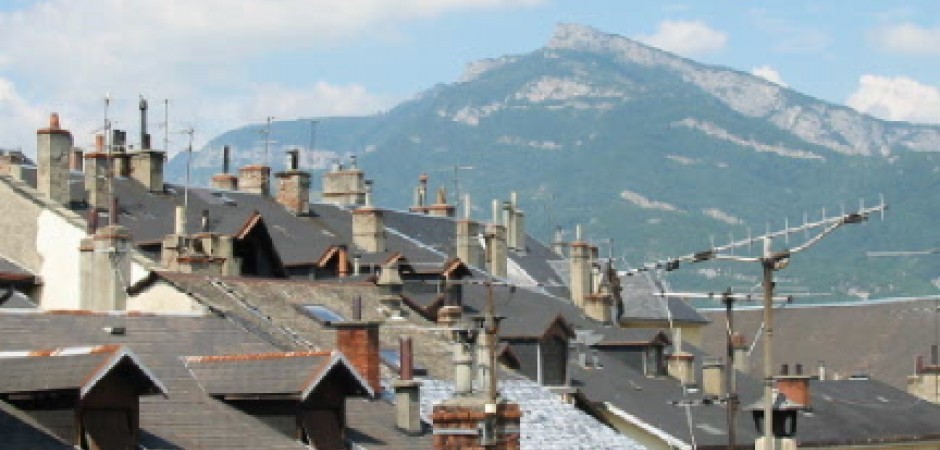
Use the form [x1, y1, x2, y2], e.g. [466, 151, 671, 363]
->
[1, 0, 939, 153]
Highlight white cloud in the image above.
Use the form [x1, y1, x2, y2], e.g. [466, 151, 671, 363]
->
[751, 65, 788, 87]
[846, 75, 940, 124]
[871, 22, 940, 55]
[0, 0, 543, 154]
[637, 20, 727, 56]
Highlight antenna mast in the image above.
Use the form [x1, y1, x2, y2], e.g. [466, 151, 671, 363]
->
[626, 199, 887, 450]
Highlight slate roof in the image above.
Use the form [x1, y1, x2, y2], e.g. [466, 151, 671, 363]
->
[185, 350, 373, 398]
[620, 274, 709, 325]
[0, 344, 167, 398]
[0, 310, 309, 449]
[571, 343, 940, 449]
[0, 400, 73, 450]
[699, 297, 940, 389]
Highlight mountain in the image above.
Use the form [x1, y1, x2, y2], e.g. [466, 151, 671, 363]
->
[168, 23, 940, 300]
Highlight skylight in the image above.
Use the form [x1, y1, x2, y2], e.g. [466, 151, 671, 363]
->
[300, 305, 345, 324]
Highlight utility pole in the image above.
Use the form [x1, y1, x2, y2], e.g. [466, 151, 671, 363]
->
[627, 199, 886, 450]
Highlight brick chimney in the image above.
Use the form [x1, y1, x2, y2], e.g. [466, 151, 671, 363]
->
[322, 156, 366, 206]
[84, 135, 110, 211]
[569, 225, 591, 307]
[775, 364, 811, 409]
[80, 223, 131, 311]
[275, 149, 311, 215]
[238, 164, 271, 196]
[352, 195, 386, 253]
[36, 113, 73, 205]
[334, 297, 381, 395]
[394, 337, 423, 435]
[432, 400, 521, 450]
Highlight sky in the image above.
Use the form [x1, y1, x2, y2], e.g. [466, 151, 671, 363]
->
[2, 0, 940, 155]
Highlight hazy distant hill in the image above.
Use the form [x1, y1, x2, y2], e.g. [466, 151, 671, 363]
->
[169, 24, 940, 300]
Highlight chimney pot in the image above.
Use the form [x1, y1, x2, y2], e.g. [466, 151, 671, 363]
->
[49, 113, 60, 129]
[222, 146, 231, 174]
[400, 336, 414, 381]
[931, 344, 939, 366]
[87, 208, 99, 235]
[917, 355, 925, 375]
[795, 363, 803, 376]
[781, 364, 789, 376]
[352, 296, 362, 321]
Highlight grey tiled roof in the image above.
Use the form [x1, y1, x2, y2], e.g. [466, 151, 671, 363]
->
[0, 310, 308, 449]
[620, 274, 709, 324]
[0, 400, 73, 450]
[420, 378, 646, 450]
[0, 345, 161, 395]
[185, 351, 365, 397]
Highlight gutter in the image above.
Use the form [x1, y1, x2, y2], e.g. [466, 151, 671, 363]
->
[604, 402, 692, 450]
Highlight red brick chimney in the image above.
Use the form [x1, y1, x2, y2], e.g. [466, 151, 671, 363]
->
[334, 297, 381, 395]
[776, 363, 812, 409]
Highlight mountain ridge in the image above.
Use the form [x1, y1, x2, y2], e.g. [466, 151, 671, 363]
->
[168, 23, 940, 300]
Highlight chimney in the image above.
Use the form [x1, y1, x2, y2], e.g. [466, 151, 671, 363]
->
[502, 200, 514, 249]
[667, 352, 696, 387]
[484, 225, 507, 279]
[731, 332, 749, 374]
[36, 113, 73, 205]
[322, 156, 366, 206]
[128, 147, 165, 192]
[112, 129, 130, 178]
[70, 148, 83, 172]
[84, 136, 109, 211]
[551, 226, 568, 257]
[139, 96, 150, 150]
[425, 186, 455, 217]
[238, 165, 271, 195]
[702, 358, 725, 398]
[79, 223, 131, 311]
[456, 195, 484, 268]
[211, 145, 238, 190]
[352, 196, 385, 253]
[334, 299, 382, 395]
[275, 149, 311, 215]
[411, 173, 429, 213]
[394, 337, 423, 435]
[776, 364, 812, 409]
[569, 225, 591, 307]
[452, 339, 474, 396]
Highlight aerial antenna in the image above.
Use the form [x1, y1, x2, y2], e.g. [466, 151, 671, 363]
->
[624, 199, 888, 449]
[177, 127, 195, 234]
[309, 119, 318, 154]
[262, 116, 274, 166]
[163, 99, 170, 153]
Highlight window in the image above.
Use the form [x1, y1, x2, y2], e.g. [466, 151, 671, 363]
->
[298, 304, 345, 325]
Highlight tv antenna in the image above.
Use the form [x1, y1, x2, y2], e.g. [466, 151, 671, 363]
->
[625, 197, 887, 450]
[260, 116, 275, 166]
[176, 127, 195, 234]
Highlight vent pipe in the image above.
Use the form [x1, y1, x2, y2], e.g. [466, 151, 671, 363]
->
[139, 96, 149, 149]
[222, 145, 230, 174]
[400, 337, 414, 381]
[351, 296, 363, 321]
[286, 148, 299, 171]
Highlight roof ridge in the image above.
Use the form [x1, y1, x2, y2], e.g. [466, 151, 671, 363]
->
[184, 350, 332, 363]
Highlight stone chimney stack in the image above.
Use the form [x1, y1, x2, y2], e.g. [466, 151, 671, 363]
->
[667, 352, 696, 387]
[36, 113, 73, 205]
[484, 199, 508, 278]
[275, 149, 311, 215]
[394, 337, 423, 435]
[211, 145, 238, 191]
[80, 223, 131, 311]
[129, 147, 165, 192]
[238, 164, 271, 195]
[352, 194, 386, 253]
[456, 194, 484, 268]
[428, 186, 455, 217]
[322, 156, 366, 206]
[702, 358, 726, 398]
[569, 225, 592, 307]
[84, 134, 110, 211]
[111, 129, 130, 178]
